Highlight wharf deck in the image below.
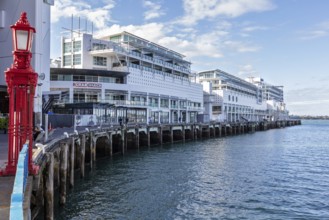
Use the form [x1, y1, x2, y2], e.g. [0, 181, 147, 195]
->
[0, 133, 12, 220]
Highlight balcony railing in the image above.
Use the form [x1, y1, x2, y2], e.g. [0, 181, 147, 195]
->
[149, 103, 159, 107]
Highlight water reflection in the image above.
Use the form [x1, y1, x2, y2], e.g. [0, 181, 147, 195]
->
[56, 120, 329, 219]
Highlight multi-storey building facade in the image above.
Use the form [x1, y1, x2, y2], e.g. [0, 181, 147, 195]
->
[246, 77, 288, 121]
[196, 69, 288, 122]
[50, 32, 203, 124]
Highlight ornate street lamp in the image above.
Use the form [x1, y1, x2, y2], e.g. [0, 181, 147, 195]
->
[0, 12, 39, 175]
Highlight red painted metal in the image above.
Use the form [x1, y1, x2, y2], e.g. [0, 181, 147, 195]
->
[0, 12, 39, 176]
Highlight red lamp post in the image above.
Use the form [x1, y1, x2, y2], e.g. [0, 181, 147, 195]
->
[0, 12, 39, 175]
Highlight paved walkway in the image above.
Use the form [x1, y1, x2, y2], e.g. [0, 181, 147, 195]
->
[0, 133, 12, 220]
[0, 133, 8, 169]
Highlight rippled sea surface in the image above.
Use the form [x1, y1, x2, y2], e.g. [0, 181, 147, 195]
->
[56, 120, 329, 219]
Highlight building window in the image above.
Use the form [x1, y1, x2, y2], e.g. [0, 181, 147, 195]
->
[73, 41, 81, 52]
[99, 76, 117, 83]
[73, 75, 85, 81]
[110, 35, 121, 43]
[63, 55, 71, 66]
[73, 54, 81, 65]
[63, 42, 71, 53]
[92, 43, 106, 50]
[51, 74, 72, 81]
[213, 106, 221, 114]
[236, 97, 238, 102]
[93, 56, 107, 66]
[86, 75, 98, 82]
[228, 95, 230, 101]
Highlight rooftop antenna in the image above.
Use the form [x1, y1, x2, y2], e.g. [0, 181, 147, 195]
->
[78, 16, 80, 37]
[91, 22, 94, 36]
[85, 18, 87, 33]
[71, 14, 73, 39]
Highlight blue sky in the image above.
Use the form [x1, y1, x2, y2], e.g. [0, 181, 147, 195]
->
[50, 0, 329, 116]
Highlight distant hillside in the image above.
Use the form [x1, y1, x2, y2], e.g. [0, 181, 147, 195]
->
[290, 115, 329, 120]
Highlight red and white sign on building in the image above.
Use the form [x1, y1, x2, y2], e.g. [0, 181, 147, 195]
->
[73, 82, 102, 89]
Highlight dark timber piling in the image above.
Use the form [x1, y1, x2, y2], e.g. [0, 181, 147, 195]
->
[69, 137, 74, 188]
[44, 153, 54, 220]
[59, 143, 68, 205]
[80, 134, 85, 178]
[135, 128, 140, 149]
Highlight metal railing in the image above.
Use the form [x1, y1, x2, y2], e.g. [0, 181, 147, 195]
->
[10, 142, 29, 220]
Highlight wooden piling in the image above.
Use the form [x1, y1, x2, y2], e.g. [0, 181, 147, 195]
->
[60, 143, 68, 205]
[170, 127, 174, 143]
[80, 134, 85, 178]
[89, 133, 94, 168]
[121, 129, 125, 154]
[124, 129, 128, 152]
[147, 127, 151, 147]
[134, 128, 139, 149]
[44, 153, 54, 220]
[70, 137, 75, 188]
[106, 133, 113, 156]
[109, 133, 113, 156]
[158, 127, 162, 145]
[92, 137, 96, 162]
[182, 126, 185, 143]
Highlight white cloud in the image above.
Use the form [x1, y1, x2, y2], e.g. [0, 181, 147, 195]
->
[51, 0, 115, 29]
[143, 0, 165, 21]
[177, 0, 275, 26]
[224, 40, 261, 52]
[96, 23, 226, 58]
[51, 1, 263, 66]
[300, 21, 329, 40]
[242, 25, 268, 32]
[238, 64, 258, 77]
[96, 23, 168, 42]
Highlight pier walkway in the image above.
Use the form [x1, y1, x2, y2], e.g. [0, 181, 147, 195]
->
[0, 133, 13, 220]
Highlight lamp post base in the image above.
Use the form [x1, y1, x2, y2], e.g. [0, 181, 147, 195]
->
[0, 163, 40, 176]
[0, 163, 17, 176]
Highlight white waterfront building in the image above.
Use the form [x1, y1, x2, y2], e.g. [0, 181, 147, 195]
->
[196, 69, 289, 122]
[50, 32, 203, 124]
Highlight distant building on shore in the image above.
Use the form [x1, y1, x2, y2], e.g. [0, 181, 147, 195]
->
[49, 31, 204, 124]
[195, 69, 289, 122]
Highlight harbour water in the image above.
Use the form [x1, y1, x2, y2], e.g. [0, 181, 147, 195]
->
[56, 120, 329, 219]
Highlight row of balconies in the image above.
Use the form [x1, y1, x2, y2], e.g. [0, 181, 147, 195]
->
[113, 64, 190, 81]
[55, 99, 203, 112]
[106, 46, 190, 74]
